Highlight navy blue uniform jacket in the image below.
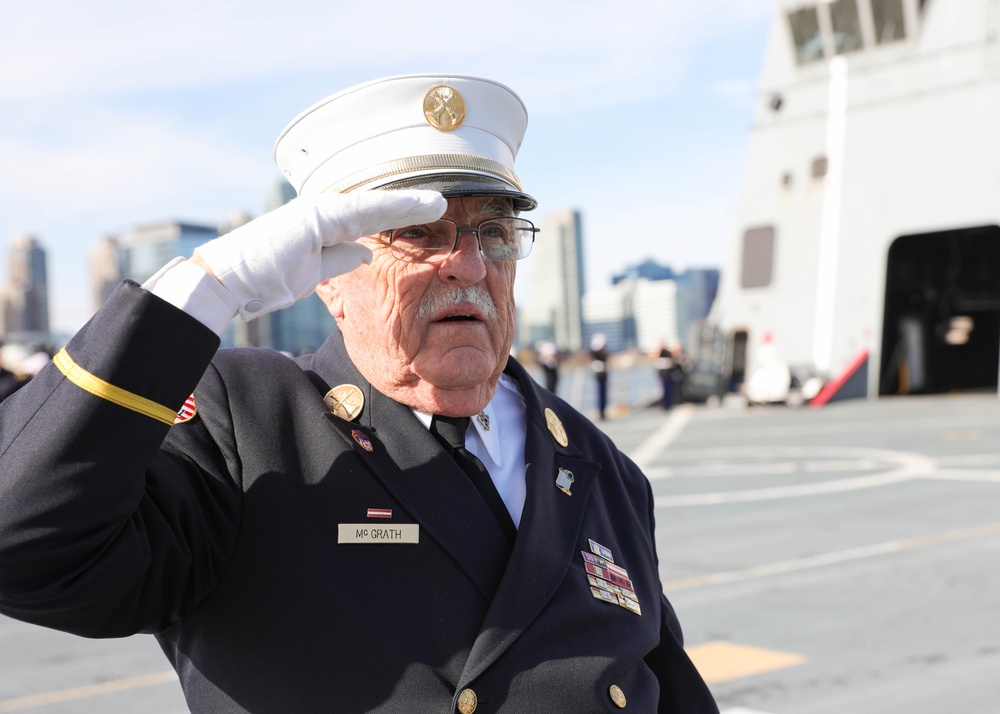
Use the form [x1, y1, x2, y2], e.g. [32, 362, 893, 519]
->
[0, 282, 717, 713]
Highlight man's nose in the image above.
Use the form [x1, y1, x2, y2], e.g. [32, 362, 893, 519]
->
[439, 232, 487, 283]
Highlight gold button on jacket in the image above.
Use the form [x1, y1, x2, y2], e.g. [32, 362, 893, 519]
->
[457, 688, 478, 714]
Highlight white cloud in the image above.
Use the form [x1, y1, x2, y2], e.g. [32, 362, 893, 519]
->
[0, 101, 270, 224]
[1, 0, 774, 103]
[0, 0, 776, 333]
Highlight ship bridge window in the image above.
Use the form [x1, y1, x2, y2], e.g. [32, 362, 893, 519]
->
[741, 226, 775, 289]
[829, 0, 865, 54]
[872, 0, 906, 44]
[788, 0, 921, 65]
[788, 6, 824, 65]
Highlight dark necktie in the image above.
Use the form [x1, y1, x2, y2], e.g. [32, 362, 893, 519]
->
[430, 415, 517, 545]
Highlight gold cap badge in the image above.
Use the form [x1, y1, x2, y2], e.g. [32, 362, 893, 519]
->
[324, 384, 364, 421]
[544, 407, 568, 447]
[423, 85, 466, 132]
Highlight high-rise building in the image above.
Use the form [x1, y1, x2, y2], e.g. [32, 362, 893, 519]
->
[611, 260, 719, 349]
[674, 268, 720, 346]
[520, 209, 585, 352]
[102, 180, 333, 355]
[2, 234, 49, 340]
[268, 295, 335, 355]
[120, 221, 219, 285]
[582, 278, 680, 354]
[633, 279, 679, 352]
[582, 285, 633, 354]
[265, 180, 296, 211]
[89, 236, 126, 312]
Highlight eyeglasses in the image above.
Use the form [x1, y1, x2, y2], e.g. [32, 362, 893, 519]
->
[385, 217, 538, 263]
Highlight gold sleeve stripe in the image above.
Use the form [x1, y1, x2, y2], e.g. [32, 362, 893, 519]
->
[53, 348, 177, 426]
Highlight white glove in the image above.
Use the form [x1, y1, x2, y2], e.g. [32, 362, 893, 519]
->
[194, 189, 447, 319]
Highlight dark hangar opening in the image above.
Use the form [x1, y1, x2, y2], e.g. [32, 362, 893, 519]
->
[880, 225, 1000, 396]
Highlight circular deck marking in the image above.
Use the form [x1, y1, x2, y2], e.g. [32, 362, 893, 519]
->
[649, 446, 935, 506]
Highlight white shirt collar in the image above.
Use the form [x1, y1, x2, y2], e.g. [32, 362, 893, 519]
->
[412, 372, 523, 467]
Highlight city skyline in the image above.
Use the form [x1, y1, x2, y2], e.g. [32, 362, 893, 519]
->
[4, 198, 724, 351]
[3, 210, 718, 366]
[0, 0, 773, 336]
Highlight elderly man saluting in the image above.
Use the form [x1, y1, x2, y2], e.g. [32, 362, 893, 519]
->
[0, 74, 718, 713]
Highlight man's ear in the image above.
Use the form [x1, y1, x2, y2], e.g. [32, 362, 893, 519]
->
[315, 278, 344, 319]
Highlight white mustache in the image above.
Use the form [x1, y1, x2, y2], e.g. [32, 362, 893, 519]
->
[418, 285, 499, 322]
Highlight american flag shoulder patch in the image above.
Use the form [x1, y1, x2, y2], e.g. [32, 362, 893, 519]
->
[174, 394, 198, 424]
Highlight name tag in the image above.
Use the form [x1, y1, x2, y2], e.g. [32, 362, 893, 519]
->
[338, 523, 420, 544]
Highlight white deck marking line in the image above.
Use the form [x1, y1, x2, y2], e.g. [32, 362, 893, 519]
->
[630, 404, 693, 471]
[651, 447, 935, 505]
[663, 522, 1000, 592]
[646, 445, 933, 462]
[569, 366, 586, 412]
[646, 458, 884, 479]
[919, 469, 1000, 483]
[654, 470, 915, 506]
[0, 671, 177, 712]
[676, 414, 999, 441]
[935, 454, 1000, 467]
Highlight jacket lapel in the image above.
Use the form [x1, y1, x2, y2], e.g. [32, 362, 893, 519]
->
[302, 334, 601, 673]
[457, 361, 602, 684]
[301, 332, 511, 602]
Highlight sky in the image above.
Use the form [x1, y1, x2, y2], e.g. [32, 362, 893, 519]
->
[0, 0, 776, 337]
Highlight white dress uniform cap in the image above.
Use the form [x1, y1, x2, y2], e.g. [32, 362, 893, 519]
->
[273, 73, 536, 211]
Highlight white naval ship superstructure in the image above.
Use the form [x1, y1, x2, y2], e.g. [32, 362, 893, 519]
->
[704, 0, 1000, 402]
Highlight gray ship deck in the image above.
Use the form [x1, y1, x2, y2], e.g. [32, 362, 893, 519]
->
[2, 389, 998, 713]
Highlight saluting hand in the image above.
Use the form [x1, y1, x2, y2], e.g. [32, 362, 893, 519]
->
[192, 189, 446, 319]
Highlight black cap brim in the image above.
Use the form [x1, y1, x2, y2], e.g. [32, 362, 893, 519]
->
[377, 173, 537, 212]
